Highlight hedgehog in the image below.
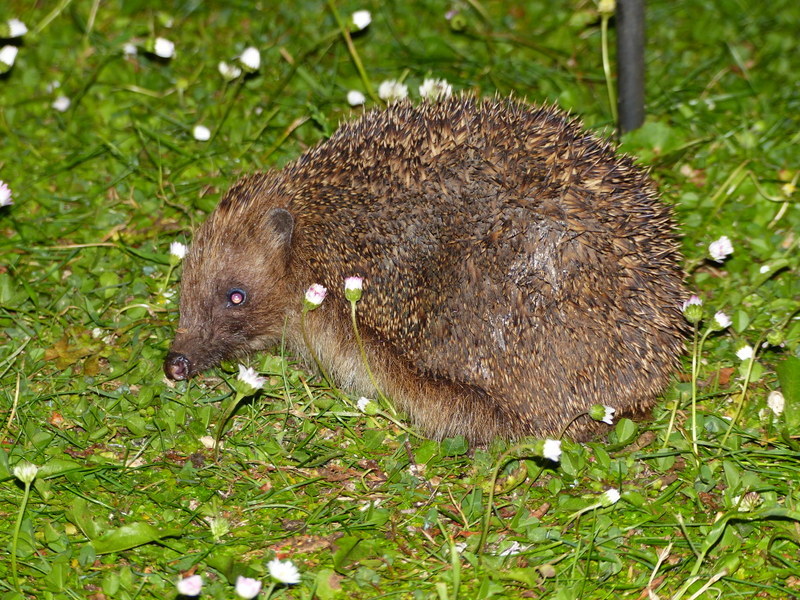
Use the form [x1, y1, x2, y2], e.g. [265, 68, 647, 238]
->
[164, 96, 686, 445]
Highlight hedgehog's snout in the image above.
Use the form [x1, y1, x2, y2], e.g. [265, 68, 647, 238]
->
[164, 352, 192, 381]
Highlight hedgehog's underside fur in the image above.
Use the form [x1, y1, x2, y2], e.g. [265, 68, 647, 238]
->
[165, 96, 687, 445]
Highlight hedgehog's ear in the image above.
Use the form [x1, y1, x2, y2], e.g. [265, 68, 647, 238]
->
[266, 208, 294, 247]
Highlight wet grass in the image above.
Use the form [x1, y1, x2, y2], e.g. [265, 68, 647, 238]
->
[1, 1, 799, 598]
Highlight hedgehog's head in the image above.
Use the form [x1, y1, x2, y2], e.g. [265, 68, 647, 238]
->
[164, 176, 297, 380]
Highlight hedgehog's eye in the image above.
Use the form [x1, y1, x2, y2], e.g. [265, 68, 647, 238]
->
[227, 288, 247, 307]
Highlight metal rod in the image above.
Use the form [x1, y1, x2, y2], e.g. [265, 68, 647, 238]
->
[617, 0, 646, 132]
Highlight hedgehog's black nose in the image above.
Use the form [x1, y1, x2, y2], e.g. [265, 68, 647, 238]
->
[164, 352, 192, 381]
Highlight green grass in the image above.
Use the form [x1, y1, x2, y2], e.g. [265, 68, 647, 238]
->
[1, 1, 799, 598]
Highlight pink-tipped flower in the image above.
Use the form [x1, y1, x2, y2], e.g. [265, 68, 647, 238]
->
[344, 276, 363, 302]
[682, 295, 703, 324]
[0, 181, 12, 207]
[304, 283, 327, 310]
[708, 235, 733, 262]
[237, 364, 267, 393]
[235, 576, 262, 599]
[177, 575, 203, 596]
[681, 295, 702, 312]
[712, 311, 731, 331]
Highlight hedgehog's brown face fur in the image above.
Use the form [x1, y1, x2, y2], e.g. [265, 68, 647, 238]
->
[164, 184, 296, 380]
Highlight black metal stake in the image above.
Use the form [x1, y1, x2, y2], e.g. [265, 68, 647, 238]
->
[617, 0, 645, 133]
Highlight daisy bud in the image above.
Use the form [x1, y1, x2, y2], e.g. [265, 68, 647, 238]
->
[239, 46, 260, 72]
[598, 0, 616, 16]
[708, 235, 733, 262]
[13, 462, 38, 485]
[351, 10, 372, 31]
[357, 396, 378, 415]
[152, 37, 175, 59]
[589, 404, 616, 425]
[218, 61, 242, 81]
[347, 90, 366, 106]
[304, 283, 327, 310]
[192, 125, 211, 141]
[681, 295, 703, 324]
[0, 45, 19, 72]
[735, 344, 754, 361]
[344, 276, 363, 302]
[3, 19, 28, 38]
[765, 329, 784, 346]
[600, 488, 620, 507]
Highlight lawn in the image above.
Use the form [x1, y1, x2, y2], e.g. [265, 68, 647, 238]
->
[1, 1, 799, 598]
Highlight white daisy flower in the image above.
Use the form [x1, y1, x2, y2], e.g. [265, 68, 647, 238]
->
[235, 576, 262, 599]
[52, 95, 71, 112]
[218, 61, 242, 81]
[267, 558, 301, 584]
[418, 78, 452, 101]
[153, 37, 175, 58]
[378, 79, 408, 103]
[708, 235, 733, 262]
[351, 10, 372, 31]
[239, 46, 260, 72]
[192, 125, 211, 141]
[347, 90, 366, 106]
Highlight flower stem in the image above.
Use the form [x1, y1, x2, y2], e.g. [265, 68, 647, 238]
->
[479, 441, 548, 553]
[159, 262, 176, 295]
[11, 479, 33, 592]
[300, 307, 336, 390]
[326, 0, 378, 103]
[350, 300, 395, 416]
[214, 391, 245, 459]
[600, 12, 619, 125]
[718, 338, 762, 452]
